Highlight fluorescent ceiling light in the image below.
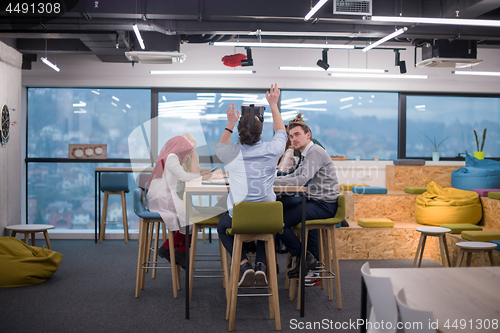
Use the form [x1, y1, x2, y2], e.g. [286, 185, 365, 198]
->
[74, 110, 87, 114]
[453, 71, 500, 77]
[304, 0, 328, 21]
[132, 23, 146, 50]
[91, 90, 100, 95]
[415, 105, 426, 109]
[150, 70, 254, 75]
[248, 31, 358, 37]
[362, 27, 408, 52]
[340, 104, 352, 110]
[41, 57, 60, 72]
[279, 66, 387, 73]
[122, 109, 127, 113]
[329, 73, 428, 79]
[112, 96, 119, 101]
[371, 16, 500, 27]
[126, 104, 131, 108]
[72, 101, 86, 107]
[340, 97, 354, 102]
[111, 102, 117, 107]
[213, 42, 355, 49]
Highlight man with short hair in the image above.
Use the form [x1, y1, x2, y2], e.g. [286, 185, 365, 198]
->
[274, 121, 340, 279]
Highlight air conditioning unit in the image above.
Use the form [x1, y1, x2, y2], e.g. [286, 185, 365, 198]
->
[416, 40, 482, 68]
[334, 0, 371, 15]
[124, 51, 186, 64]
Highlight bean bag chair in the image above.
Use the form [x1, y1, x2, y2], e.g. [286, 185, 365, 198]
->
[415, 181, 482, 226]
[0, 237, 63, 287]
[451, 153, 500, 191]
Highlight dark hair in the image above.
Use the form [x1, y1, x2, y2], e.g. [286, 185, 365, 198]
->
[288, 122, 311, 136]
[238, 113, 263, 146]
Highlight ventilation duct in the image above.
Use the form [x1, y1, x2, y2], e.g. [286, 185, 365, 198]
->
[334, 0, 371, 15]
[416, 40, 482, 68]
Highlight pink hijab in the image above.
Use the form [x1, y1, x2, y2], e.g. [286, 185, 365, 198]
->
[148, 136, 194, 188]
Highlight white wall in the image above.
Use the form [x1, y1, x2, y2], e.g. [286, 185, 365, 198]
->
[22, 43, 500, 94]
[0, 41, 22, 235]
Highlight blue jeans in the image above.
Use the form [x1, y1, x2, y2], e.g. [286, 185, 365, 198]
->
[217, 211, 267, 265]
[277, 196, 338, 258]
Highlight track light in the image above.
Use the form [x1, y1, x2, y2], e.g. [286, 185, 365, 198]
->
[41, 57, 60, 72]
[132, 23, 145, 50]
[212, 42, 355, 49]
[394, 50, 407, 74]
[240, 47, 253, 67]
[316, 49, 329, 70]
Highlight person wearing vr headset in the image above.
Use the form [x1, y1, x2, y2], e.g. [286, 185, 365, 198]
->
[216, 84, 287, 287]
[274, 117, 340, 280]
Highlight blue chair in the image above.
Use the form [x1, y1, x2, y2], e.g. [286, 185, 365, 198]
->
[99, 173, 129, 243]
[133, 188, 180, 298]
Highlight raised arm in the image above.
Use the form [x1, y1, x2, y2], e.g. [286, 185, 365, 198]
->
[266, 83, 286, 133]
[219, 102, 240, 144]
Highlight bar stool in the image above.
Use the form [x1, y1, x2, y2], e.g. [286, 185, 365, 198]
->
[188, 209, 228, 307]
[226, 201, 283, 331]
[133, 188, 180, 298]
[413, 226, 451, 267]
[288, 194, 344, 311]
[99, 173, 129, 243]
[456, 242, 496, 267]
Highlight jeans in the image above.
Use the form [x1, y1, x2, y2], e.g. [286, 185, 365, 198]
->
[217, 211, 267, 265]
[277, 196, 338, 258]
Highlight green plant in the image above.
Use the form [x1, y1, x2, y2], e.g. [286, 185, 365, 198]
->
[421, 133, 449, 152]
[474, 128, 487, 152]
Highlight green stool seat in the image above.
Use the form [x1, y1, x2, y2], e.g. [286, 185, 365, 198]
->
[404, 187, 427, 194]
[461, 230, 500, 242]
[358, 218, 394, 228]
[440, 223, 483, 234]
[488, 192, 500, 200]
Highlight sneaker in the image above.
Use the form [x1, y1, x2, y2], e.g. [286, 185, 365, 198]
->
[158, 245, 171, 262]
[254, 262, 268, 287]
[305, 271, 320, 287]
[287, 251, 318, 279]
[238, 262, 255, 287]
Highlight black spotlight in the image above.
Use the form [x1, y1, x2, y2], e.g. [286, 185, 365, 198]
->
[241, 47, 253, 67]
[394, 50, 407, 74]
[316, 48, 329, 70]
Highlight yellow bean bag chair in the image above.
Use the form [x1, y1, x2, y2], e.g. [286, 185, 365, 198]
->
[0, 237, 63, 287]
[415, 181, 482, 226]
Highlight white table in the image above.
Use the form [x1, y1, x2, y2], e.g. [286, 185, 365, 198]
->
[6, 224, 54, 249]
[370, 267, 500, 333]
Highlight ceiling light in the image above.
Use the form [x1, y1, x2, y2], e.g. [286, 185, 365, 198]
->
[329, 73, 428, 79]
[340, 104, 352, 110]
[112, 96, 119, 101]
[279, 66, 387, 73]
[340, 97, 354, 102]
[132, 23, 145, 50]
[371, 16, 500, 27]
[317, 49, 329, 70]
[362, 27, 408, 52]
[304, 0, 328, 21]
[213, 42, 354, 49]
[41, 57, 60, 72]
[91, 90, 100, 95]
[452, 71, 500, 77]
[150, 70, 255, 75]
[72, 101, 86, 107]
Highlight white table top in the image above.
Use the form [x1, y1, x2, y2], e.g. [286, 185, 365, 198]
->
[371, 267, 500, 333]
[456, 242, 497, 250]
[6, 224, 54, 231]
[417, 226, 451, 234]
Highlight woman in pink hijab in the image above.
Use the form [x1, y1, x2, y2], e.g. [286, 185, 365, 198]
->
[147, 135, 208, 268]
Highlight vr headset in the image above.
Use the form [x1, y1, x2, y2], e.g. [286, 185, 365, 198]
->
[241, 104, 265, 139]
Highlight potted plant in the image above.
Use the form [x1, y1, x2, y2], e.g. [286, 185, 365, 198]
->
[474, 128, 487, 159]
[422, 133, 449, 161]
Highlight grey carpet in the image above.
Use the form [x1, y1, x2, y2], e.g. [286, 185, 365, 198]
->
[0, 239, 441, 333]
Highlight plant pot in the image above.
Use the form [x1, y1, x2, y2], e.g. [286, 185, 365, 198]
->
[432, 152, 440, 162]
[474, 151, 485, 159]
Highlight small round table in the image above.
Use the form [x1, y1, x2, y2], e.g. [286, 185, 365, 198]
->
[6, 224, 54, 250]
[413, 226, 452, 268]
[456, 242, 496, 267]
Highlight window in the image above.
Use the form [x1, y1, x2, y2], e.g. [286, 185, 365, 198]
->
[406, 95, 500, 158]
[281, 90, 398, 159]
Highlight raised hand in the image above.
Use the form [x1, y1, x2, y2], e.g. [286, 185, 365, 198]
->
[226, 102, 240, 126]
[266, 83, 280, 105]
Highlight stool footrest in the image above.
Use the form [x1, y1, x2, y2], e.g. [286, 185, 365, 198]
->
[237, 293, 272, 297]
[194, 275, 224, 278]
